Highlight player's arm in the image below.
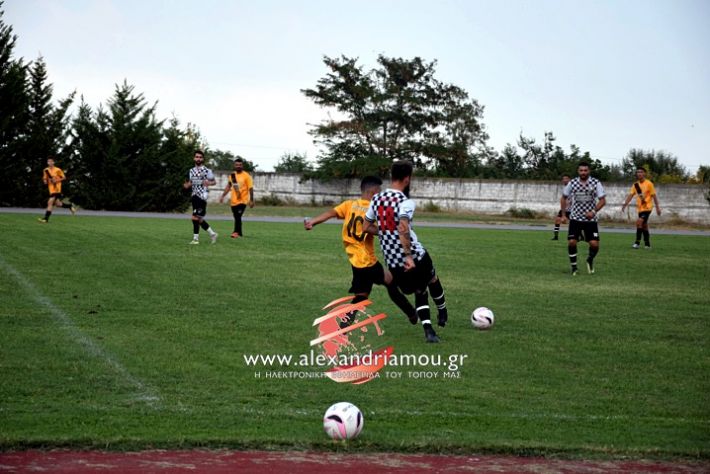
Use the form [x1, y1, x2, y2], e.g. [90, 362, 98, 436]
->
[653, 194, 661, 215]
[560, 194, 568, 215]
[587, 196, 606, 219]
[397, 217, 415, 271]
[219, 181, 232, 203]
[620, 193, 634, 212]
[363, 218, 377, 235]
[304, 209, 338, 230]
[43, 169, 51, 185]
[248, 187, 254, 208]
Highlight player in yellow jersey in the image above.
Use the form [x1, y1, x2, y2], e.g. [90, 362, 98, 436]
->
[621, 167, 661, 249]
[304, 176, 416, 326]
[219, 157, 254, 238]
[38, 156, 76, 223]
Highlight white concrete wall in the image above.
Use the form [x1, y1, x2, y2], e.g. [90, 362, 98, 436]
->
[212, 172, 710, 224]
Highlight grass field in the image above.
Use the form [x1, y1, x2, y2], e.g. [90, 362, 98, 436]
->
[0, 212, 709, 458]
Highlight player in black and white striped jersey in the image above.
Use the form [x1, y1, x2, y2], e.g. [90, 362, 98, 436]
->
[364, 161, 447, 343]
[561, 162, 606, 275]
[183, 150, 218, 244]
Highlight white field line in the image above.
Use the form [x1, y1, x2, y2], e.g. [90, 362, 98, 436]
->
[0, 254, 161, 407]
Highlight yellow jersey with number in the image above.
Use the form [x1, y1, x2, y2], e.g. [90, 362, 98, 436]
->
[228, 171, 253, 206]
[629, 180, 656, 212]
[43, 167, 65, 194]
[334, 199, 377, 269]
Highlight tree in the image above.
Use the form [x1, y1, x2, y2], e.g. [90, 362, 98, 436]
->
[302, 55, 489, 178]
[20, 56, 75, 206]
[207, 148, 258, 172]
[0, 2, 29, 205]
[274, 152, 311, 173]
[70, 81, 177, 211]
[621, 149, 688, 183]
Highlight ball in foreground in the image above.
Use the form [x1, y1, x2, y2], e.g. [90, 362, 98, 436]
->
[323, 402, 364, 440]
[471, 307, 495, 329]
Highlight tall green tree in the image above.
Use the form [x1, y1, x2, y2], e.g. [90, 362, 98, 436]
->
[207, 148, 258, 172]
[20, 56, 75, 206]
[0, 2, 29, 205]
[70, 82, 171, 211]
[302, 55, 489, 178]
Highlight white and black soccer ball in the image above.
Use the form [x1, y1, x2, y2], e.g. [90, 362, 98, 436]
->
[323, 402, 364, 440]
[471, 307, 495, 329]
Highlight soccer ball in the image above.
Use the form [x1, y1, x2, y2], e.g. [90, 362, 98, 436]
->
[471, 307, 495, 329]
[323, 402, 364, 440]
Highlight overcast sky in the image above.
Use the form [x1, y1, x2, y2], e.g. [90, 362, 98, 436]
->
[6, 0, 710, 172]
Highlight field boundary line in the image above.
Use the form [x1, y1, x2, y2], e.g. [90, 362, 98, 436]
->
[0, 254, 161, 408]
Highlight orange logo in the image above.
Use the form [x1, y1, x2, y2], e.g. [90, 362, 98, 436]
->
[310, 296, 393, 385]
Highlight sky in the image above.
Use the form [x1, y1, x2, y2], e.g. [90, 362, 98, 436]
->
[5, 0, 710, 172]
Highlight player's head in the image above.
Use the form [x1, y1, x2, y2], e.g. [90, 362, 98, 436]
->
[391, 160, 413, 196]
[577, 161, 590, 181]
[636, 167, 646, 181]
[46, 156, 55, 167]
[561, 174, 571, 185]
[360, 175, 382, 199]
[234, 157, 244, 172]
[194, 150, 205, 165]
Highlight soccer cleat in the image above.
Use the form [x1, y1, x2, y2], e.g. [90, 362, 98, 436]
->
[231, 232, 240, 238]
[70, 205, 77, 215]
[632, 243, 640, 249]
[551, 236, 558, 241]
[210, 233, 218, 244]
[424, 326, 440, 343]
[189, 239, 199, 245]
[37, 218, 48, 223]
[437, 308, 448, 327]
[644, 246, 652, 250]
[571, 266, 578, 276]
[586, 259, 594, 274]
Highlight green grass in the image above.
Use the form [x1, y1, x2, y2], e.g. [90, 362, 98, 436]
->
[0, 213, 709, 458]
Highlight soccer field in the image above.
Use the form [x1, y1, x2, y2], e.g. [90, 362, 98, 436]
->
[0, 213, 708, 458]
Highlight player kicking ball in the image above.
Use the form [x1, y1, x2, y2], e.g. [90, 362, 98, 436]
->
[305, 176, 416, 327]
[363, 161, 448, 343]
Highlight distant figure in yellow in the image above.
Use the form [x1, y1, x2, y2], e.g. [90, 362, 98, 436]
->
[38, 156, 76, 223]
[621, 167, 662, 249]
[219, 158, 254, 238]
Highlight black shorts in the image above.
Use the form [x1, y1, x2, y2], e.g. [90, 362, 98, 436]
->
[49, 193, 63, 199]
[638, 211, 651, 223]
[191, 196, 207, 218]
[350, 261, 386, 295]
[390, 251, 436, 295]
[568, 220, 600, 242]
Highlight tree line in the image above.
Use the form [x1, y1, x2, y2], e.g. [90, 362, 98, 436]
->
[1, 5, 706, 212]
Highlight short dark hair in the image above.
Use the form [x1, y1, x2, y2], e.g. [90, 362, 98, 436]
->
[194, 149, 205, 156]
[562, 173, 571, 178]
[391, 160, 413, 181]
[234, 157, 244, 163]
[636, 166, 646, 172]
[578, 161, 590, 168]
[360, 175, 382, 192]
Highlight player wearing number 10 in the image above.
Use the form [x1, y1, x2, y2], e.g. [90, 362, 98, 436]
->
[304, 176, 416, 325]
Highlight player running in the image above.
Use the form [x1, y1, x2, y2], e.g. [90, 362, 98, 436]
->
[363, 161, 448, 343]
[620, 167, 661, 249]
[560, 161, 606, 275]
[305, 176, 416, 327]
[38, 156, 76, 223]
[183, 150, 218, 244]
